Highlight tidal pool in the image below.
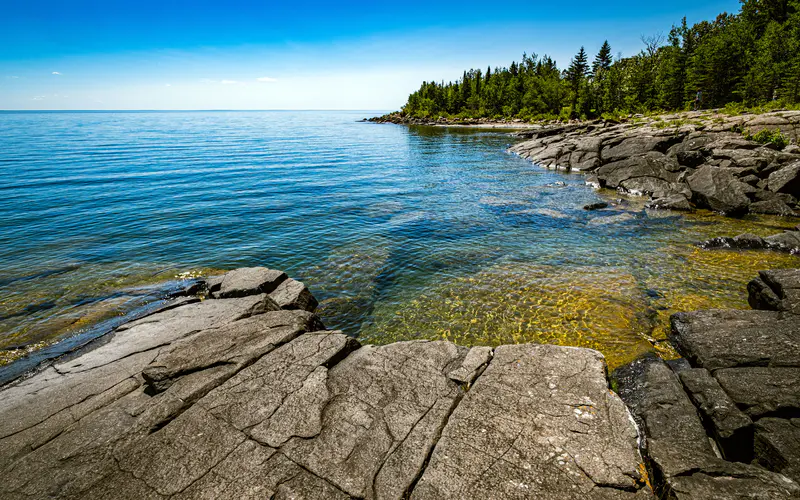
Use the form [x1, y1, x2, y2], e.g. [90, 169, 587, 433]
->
[1, 110, 798, 380]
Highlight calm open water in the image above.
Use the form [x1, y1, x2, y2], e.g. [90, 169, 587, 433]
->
[1, 110, 798, 381]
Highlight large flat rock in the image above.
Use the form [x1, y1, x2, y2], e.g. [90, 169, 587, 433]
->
[411, 344, 647, 499]
[670, 309, 800, 369]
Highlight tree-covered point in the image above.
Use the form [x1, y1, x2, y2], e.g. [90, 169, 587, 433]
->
[399, 0, 800, 121]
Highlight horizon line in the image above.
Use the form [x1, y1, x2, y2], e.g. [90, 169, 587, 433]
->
[0, 109, 392, 113]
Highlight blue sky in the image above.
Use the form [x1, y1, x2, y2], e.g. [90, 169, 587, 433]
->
[1, 0, 741, 110]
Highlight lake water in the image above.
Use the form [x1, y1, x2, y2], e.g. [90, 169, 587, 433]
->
[1, 110, 798, 381]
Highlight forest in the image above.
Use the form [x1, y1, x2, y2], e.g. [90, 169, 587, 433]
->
[399, 0, 800, 121]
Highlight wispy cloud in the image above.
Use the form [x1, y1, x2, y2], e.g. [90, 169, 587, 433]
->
[6, 76, 19, 79]
[221, 79, 240, 85]
[257, 76, 277, 82]
[32, 96, 45, 100]
[52, 71, 61, 75]
[165, 83, 171, 87]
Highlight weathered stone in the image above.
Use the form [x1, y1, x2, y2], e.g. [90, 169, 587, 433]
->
[676, 150, 705, 168]
[715, 367, 800, 418]
[616, 357, 800, 499]
[142, 310, 322, 393]
[764, 230, 800, 252]
[596, 152, 679, 193]
[759, 269, 800, 314]
[447, 345, 492, 385]
[768, 161, 800, 197]
[646, 194, 693, 211]
[615, 358, 714, 479]
[211, 267, 288, 299]
[670, 309, 800, 370]
[412, 344, 647, 499]
[748, 277, 784, 311]
[282, 340, 469, 499]
[584, 201, 609, 210]
[754, 418, 800, 483]
[679, 368, 753, 462]
[686, 165, 751, 215]
[749, 198, 798, 216]
[602, 135, 682, 162]
[268, 278, 318, 311]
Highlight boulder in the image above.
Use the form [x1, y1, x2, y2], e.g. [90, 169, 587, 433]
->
[675, 150, 705, 168]
[584, 202, 609, 210]
[211, 267, 288, 299]
[670, 309, 800, 370]
[268, 278, 318, 312]
[596, 152, 679, 193]
[758, 269, 800, 314]
[686, 165, 751, 215]
[768, 162, 800, 197]
[764, 230, 800, 252]
[646, 195, 693, 211]
[749, 198, 797, 216]
[748, 277, 784, 311]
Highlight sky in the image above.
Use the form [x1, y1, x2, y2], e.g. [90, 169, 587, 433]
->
[0, 0, 742, 110]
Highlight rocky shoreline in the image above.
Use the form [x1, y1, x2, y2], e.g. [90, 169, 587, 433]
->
[507, 110, 800, 219]
[1, 266, 800, 498]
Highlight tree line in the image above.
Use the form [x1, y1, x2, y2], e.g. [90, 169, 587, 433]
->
[400, 0, 800, 120]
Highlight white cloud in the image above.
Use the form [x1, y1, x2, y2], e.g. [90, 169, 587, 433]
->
[52, 71, 61, 75]
[32, 96, 45, 100]
[7, 76, 19, 79]
[165, 83, 171, 87]
[257, 76, 277, 82]
[221, 80, 239, 85]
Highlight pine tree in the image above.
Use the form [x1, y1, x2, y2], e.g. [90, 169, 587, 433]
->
[592, 41, 613, 76]
[566, 47, 589, 116]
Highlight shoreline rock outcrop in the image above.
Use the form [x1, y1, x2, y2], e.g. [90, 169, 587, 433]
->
[0, 267, 651, 499]
[508, 110, 800, 217]
[4, 265, 800, 498]
[616, 267, 800, 498]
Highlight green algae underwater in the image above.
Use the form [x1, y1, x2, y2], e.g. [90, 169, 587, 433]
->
[2, 111, 799, 377]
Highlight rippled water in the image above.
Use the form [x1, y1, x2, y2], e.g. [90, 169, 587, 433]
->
[1, 110, 798, 379]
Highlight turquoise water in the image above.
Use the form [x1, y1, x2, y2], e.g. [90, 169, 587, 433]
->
[1, 110, 798, 381]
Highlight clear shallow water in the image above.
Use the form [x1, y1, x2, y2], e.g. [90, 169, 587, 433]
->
[1, 110, 798, 378]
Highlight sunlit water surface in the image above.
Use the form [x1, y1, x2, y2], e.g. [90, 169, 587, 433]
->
[1, 110, 798, 381]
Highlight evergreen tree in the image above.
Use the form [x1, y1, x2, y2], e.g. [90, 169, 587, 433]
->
[592, 41, 613, 76]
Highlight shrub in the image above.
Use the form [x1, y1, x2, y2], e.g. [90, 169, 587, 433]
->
[744, 128, 789, 149]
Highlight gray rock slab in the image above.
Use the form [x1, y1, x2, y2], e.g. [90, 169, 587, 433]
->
[754, 417, 800, 483]
[670, 309, 800, 369]
[411, 344, 647, 499]
[142, 310, 322, 393]
[748, 276, 784, 311]
[678, 368, 753, 462]
[715, 367, 800, 418]
[759, 269, 800, 314]
[269, 277, 319, 312]
[447, 345, 493, 385]
[211, 267, 288, 299]
[282, 340, 470, 499]
[768, 161, 800, 197]
[686, 165, 751, 215]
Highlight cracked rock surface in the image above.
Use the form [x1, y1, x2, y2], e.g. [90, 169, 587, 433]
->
[0, 267, 650, 499]
[617, 268, 800, 499]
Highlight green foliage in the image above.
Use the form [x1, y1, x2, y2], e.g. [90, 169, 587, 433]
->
[744, 127, 790, 148]
[398, 0, 800, 122]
